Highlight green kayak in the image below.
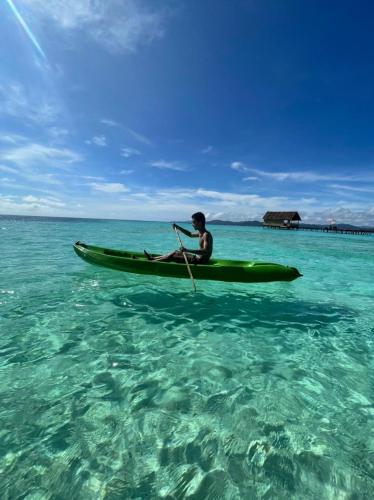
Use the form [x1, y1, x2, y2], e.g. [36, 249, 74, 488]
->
[73, 242, 302, 283]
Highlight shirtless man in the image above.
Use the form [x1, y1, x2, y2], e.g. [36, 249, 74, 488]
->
[144, 212, 213, 264]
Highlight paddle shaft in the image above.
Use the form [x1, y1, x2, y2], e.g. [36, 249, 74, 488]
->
[174, 227, 196, 292]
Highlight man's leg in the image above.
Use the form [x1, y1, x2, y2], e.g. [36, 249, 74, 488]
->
[144, 250, 179, 261]
[144, 250, 194, 263]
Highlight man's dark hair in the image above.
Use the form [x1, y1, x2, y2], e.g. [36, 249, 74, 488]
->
[192, 212, 205, 224]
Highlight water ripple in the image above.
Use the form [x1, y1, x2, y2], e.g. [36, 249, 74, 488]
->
[1, 220, 374, 498]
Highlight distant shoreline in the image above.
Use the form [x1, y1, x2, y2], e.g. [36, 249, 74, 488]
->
[0, 213, 158, 223]
[1, 213, 373, 230]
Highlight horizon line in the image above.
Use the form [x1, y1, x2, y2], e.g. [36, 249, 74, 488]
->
[1, 213, 373, 228]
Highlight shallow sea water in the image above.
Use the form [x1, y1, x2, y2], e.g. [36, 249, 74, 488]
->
[0, 217, 373, 499]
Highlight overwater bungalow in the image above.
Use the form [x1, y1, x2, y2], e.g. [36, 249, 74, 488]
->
[263, 211, 301, 228]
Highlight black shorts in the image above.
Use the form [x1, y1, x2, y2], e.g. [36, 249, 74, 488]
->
[191, 255, 209, 265]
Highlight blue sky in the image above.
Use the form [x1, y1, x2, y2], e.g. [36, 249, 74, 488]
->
[1, 0, 374, 224]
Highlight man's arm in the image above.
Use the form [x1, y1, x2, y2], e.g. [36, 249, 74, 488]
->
[183, 233, 210, 254]
[173, 223, 199, 238]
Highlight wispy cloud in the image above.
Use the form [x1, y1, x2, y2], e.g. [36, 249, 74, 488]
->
[101, 118, 119, 127]
[2, 181, 373, 225]
[120, 169, 135, 174]
[231, 161, 248, 172]
[22, 194, 65, 208]
[0, 133, 28, 144]
[231, 162, 374, 183]
[100, 118, 153, 146]
[80, 175, 105, 181]
[90, 182, 129, 193]
[106, 186, 329, 222]
[48, 127, 70, 141]
[0, 193, 66, 214]
[1, 171, 63, 187]
[195, 188, 286, 206]
[125, 186, 288, 210]
[0, 82, 60, 125]
[86, 135, 107, 147]
[202, 145, 213, 154]
[303, 207, 374, 227]
[121, 146, 141, 158]
[0, 165, 18, 174]
[0, 143, 82, 169]
[150, 160, 188, 171]
[126, 128, 153, 146]
[329, 184, 374, 193]
[22, 0, 170, 53]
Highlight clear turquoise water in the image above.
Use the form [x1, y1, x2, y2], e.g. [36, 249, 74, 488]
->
[1, 217, 373, 499]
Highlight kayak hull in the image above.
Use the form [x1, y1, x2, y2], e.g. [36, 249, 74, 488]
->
[73, 242, 302, 283]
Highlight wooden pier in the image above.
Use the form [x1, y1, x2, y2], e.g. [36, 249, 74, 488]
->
[262, 212, 373, 236]
[263, 224, 374, 236]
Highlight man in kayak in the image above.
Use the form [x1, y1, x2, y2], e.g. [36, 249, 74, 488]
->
[144, 212, 213, 264]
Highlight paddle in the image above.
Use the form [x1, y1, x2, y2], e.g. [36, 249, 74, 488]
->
[174, 226, 196, 292]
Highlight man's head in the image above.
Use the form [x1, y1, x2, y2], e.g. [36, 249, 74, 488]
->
[192, 211, 206, 230]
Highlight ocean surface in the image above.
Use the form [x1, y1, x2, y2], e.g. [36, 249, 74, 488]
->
[1, 216, 373, 499]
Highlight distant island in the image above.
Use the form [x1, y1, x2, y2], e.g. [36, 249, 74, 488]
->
[208, 219, 262, 226]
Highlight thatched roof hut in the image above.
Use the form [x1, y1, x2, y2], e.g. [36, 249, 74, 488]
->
[263, 211, 301, 227]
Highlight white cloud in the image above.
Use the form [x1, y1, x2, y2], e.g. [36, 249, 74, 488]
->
[80, 175, 105, 181]
[256, 170, 334, 182]
[0, 133, 27, 144]
[22, 0, 169, 53]
[120, 169, 134, 174]
[22, 195, 66, 207]
[100, 118, 153, 146]
[90, 182, 129, 193]
[121, 146, 140, 158]
[202, 145, 213, 154]
[126, 127, 153, 146]
[303, 208, 374, 227]
[2, 182, 373, 225]
[194, 188, 286, 206]
[152, 188, 196, 200]
[115, 187, 313, 222]
[144, 187, 285, 207]
[329, 184, 374, 193]
[31, 173, 63, 185]
[101, 118, 119, 127]
[0, 143, 82, 169]
[0, 193, 66, 214]
[231, 161, 247, 172]
[0, 178, 62, 195]
[0, 164, 18, 174]
[0, 82, 60, 125]
[115, 186, 295, 218]
[86, 135, 107, 147]
[243, 176, 259, 181]
[48, 127, 70, 140]
[231, 162, 374, 183]
[150, 160, 187, 171]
